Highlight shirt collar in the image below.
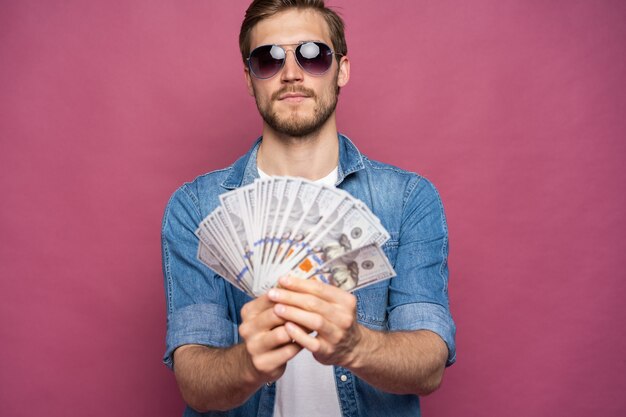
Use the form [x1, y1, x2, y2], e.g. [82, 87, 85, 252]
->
[221, 133, 364, 190]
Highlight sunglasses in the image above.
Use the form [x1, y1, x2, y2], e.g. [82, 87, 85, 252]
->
[247, 41, 342, 79]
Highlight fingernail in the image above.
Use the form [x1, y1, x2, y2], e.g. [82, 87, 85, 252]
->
[268, 289, 279, 300]
[279, 275, 290, 285]
[275, 304, 285, 314]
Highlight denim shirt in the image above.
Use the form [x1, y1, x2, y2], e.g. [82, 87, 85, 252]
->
[161, 134, 456, 417]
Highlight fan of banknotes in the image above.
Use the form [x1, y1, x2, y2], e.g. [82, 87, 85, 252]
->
[195, 176, 396, 297]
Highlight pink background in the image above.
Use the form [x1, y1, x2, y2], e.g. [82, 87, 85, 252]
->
[1, 1, 625, 416]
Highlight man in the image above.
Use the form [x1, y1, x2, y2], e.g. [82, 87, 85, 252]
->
[161, 0, 456, 415]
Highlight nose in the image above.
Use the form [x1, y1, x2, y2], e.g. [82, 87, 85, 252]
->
[280, 49, 304, 83]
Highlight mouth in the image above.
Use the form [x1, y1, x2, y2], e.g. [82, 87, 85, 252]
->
[273, 88, 316, 103]
[278, 93, 311, 103]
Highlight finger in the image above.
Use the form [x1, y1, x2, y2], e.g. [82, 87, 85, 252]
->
[239, 308, 286, 341]
[251, 341, 303, 375]
[268, 287, 334, 316]
[240, 294, 276, 320]
[284, 322, 322, 353]
[273, 303, 339, 339]
[278, 275, 355, 305]
[256, 306, 287, 329]
[246, 325, 293, 355]
[269, 288, 355, 333]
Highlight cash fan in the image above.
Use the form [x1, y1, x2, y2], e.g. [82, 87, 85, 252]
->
[196, 176, 396, 297]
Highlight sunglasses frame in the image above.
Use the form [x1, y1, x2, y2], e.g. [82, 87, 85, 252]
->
[247, 41, 343, 79]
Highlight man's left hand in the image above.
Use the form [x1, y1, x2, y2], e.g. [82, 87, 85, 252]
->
[267, 275, 364, 367]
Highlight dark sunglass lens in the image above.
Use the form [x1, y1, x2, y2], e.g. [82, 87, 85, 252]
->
[249, 45, 285, 78]
[296, 42, 333, 75]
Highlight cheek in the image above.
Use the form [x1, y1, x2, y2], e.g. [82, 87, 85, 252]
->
[252, 86, 271, 106]
[255, 83, 279, 102]
[319, 80, 338, 101]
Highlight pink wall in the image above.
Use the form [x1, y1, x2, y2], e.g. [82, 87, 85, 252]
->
[1, 1, 624, 416]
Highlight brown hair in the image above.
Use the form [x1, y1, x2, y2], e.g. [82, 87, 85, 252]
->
[239, 0, 347, 63]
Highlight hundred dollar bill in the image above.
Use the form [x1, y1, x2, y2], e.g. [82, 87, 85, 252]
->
[242, 185, 259, 271]
[272, 196, 354, 281]
[253, 178, 273, 280]
[196, 212, 237, 274]
[200, 208, 253, 290]
[266, 181, 322, 272]
[220, 190, 256, 275]
[260, 178, 301, 282]
[282, 203, 388, 282]
[261, 178, 287, 268]
[305, 243, 396, 291]
[197, 241, 252, 295]
[196, 230, 235, 279]
[215, 206, 254, 279]
[275, 189, 348, 266]
[254, 178, 286, 294]
[195, 176, 393, 297]
[257, 188, 348, 294]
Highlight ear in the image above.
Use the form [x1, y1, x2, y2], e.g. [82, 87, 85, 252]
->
[337, 56, 350, 88]
[244, 67, 255, 96]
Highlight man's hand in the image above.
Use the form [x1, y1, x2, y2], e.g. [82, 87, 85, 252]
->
[267, 275, 363, 367]
[267, 275, 448, 396]
[172, 295, 302, 412]
[238, 294, 303, 384]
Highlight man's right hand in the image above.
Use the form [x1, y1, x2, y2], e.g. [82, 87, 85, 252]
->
[172, 295, 302, 412]
[238, 294, 303, 384]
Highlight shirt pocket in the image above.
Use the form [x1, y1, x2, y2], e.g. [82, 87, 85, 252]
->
[382, 239, 399, 266]
[355, 282, 389, 330]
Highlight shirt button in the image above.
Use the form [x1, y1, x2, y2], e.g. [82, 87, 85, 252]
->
[340, 374, 348, 382]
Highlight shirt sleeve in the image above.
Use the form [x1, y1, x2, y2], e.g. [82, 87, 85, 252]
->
[161, 184, 236, 369]
[387, 177, 457, 366]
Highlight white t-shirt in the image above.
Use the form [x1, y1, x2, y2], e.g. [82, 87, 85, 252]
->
[257, 166, 342, 417]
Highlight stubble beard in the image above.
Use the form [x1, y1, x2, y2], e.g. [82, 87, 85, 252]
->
[254, 75, 339, 139]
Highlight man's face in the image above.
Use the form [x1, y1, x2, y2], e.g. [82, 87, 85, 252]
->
[245, 9, 349, 138]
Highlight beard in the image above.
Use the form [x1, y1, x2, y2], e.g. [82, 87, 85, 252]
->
[254, 76, 339, 138]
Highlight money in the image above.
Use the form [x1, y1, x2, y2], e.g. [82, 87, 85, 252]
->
[196, 176, 396, 297]
[305, 243, 396, 291]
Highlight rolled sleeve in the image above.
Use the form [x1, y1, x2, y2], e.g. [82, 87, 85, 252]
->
[161, 184, 234, 369]
[163, 303, 235, 369]
[388, 177, 457, 366]
[388, 302, 456, 366]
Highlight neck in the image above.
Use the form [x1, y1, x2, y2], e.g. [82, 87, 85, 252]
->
[257, 116, 339, 180]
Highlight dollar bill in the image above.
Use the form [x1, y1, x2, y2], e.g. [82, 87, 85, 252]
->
[200, 208, 253, 290]
[260, 178, 301, 282]
[283, 203, 387, 281]
[197, 241, 251, 294]
[195, 176, 394, 297]
[220, 190, 256, 274]
[258, 188, 348, 294]
[305, 243, 396, 291]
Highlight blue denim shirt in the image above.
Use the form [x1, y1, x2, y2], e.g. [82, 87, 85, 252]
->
[162, 134, 456, 417]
